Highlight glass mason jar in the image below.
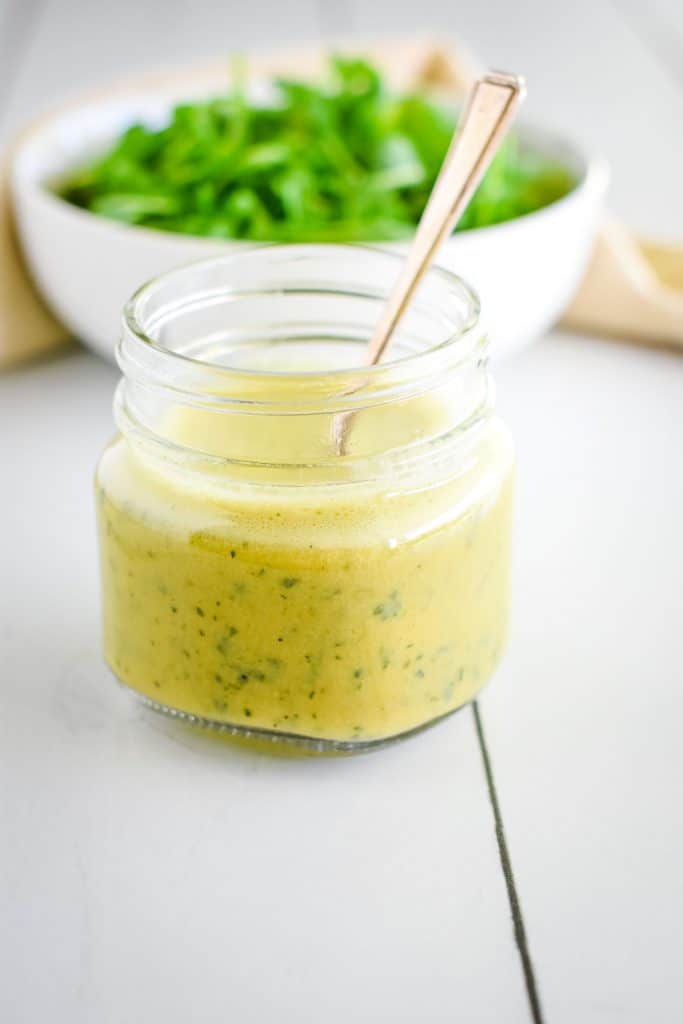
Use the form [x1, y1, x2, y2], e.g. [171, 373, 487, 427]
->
[95, 245, 514, 752]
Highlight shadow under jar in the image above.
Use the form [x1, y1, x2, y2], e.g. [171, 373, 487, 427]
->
[95, 244, 514, 753]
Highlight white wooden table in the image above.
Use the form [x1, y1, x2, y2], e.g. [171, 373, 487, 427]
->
[1, 3, 682, 1021]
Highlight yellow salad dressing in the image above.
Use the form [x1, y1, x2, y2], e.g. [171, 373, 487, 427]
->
[96, 393, 513, 745]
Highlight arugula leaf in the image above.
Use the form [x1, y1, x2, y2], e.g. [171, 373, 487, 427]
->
[58, 57, 575, 240]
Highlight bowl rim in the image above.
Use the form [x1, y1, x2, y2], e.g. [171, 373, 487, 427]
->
[10, 76, 610, 247]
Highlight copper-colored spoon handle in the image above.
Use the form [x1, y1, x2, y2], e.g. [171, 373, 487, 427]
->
[333, 71, 526, 454]
[366, 71, 526, 365]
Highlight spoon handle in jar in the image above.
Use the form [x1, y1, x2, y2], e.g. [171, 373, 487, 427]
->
[365, 71, 526, 367]
[332, 70, 526, 456]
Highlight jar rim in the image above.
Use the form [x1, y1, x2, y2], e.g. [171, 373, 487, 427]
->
[120, 243, 483, 399]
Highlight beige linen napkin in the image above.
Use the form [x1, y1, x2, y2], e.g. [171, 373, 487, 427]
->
[0, 154, 65, 365]
[561, 220, 683, 350]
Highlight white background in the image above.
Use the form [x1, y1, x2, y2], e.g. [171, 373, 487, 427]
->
[1, 2, 682, 1021]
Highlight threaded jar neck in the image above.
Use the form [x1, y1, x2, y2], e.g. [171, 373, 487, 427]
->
[116, 244, 492, 485]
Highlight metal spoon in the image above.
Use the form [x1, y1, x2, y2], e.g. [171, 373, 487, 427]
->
[333, 70, 526, 454]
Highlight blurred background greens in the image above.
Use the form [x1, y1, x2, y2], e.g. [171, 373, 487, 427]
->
[58, 57, 574, 242]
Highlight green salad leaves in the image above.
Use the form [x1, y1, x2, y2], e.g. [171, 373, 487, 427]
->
[58, 57, 575, 240]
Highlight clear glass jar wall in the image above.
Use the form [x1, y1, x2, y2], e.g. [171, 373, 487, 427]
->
[96, 245, 514, 751]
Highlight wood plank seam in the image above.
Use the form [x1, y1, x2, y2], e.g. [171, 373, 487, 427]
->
[472, 701, 545, 1024]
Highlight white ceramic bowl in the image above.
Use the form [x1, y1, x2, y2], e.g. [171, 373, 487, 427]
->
[11, 81, 608, 362]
